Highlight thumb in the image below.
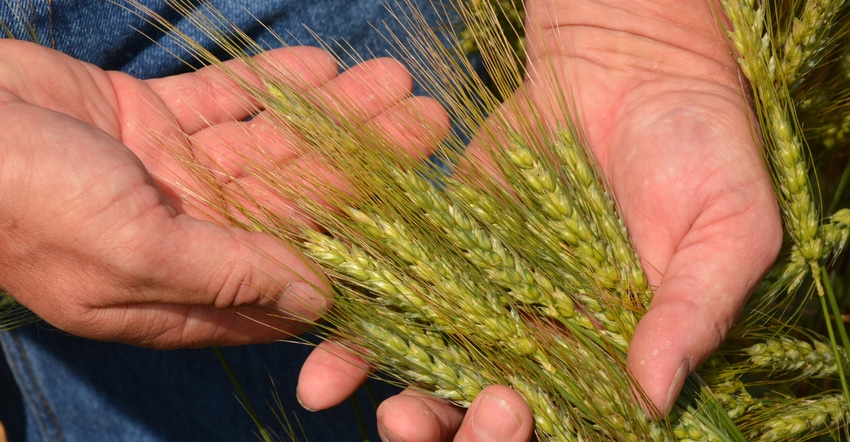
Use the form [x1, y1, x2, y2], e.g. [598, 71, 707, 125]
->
[455, 385, 533, 442]
[87, 214, 332, 348]
[166, 216, 331, 314]
[626, 195, 782, 415]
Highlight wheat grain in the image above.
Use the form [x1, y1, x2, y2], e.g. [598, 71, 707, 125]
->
[822, 208, 850, 257]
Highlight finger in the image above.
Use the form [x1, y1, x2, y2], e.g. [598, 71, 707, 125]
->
[453, 385, 533, 442]
[362, 95, 450, 161]
[375, 385, 532, 442]
[187, 116, 301, 181]
[309, 57, 414, 124]
[191, 94, 450, 227]
[297, 340, 372, 411]
[118, 47, 338, 195]
[187, 64, 443, 181]
[148, 46, 339, 133]
[376, 389, 465, 442]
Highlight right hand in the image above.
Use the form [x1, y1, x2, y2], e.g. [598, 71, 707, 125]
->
[0, 39, 446, 348]
[301, 0, 782, 440]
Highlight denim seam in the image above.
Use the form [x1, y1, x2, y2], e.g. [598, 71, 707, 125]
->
[7, 331, 66, 442]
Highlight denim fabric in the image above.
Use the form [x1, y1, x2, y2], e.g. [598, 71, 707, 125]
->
[1, 324, 401, 441]
[2, 0, 438, 79]
[0, 1, 448, 440]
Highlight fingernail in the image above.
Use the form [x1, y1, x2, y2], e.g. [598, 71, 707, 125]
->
[377, 423, 401, 442]
[663, 359, 692, 414]
[279, 281, 328, 322]
[472, 393, 522, 442]
[295, 388, 317, 412]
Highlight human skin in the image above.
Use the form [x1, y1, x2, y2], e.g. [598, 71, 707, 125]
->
[0, 40, 446, 348]
[297, 0, 783, 440]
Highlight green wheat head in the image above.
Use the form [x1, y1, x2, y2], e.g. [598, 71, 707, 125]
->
[3, 0, 850, 440]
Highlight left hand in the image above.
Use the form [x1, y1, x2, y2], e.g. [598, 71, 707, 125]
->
[0, 41, 443, 348]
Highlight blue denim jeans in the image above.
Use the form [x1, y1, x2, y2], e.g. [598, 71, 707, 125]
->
[0, 1, 445, 440]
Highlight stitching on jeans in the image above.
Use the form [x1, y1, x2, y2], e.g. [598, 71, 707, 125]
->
[8, 330, 66, 442]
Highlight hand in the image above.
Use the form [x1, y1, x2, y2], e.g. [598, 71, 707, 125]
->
[506, 0, 782, 417]
[0, 40, 442, 348]
[299, 0, 783, 439]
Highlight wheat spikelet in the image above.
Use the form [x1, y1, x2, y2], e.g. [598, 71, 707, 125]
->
[309, 225, 647, 438]
[672, 412, 724, 442]
[711, 378, 761, 420]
